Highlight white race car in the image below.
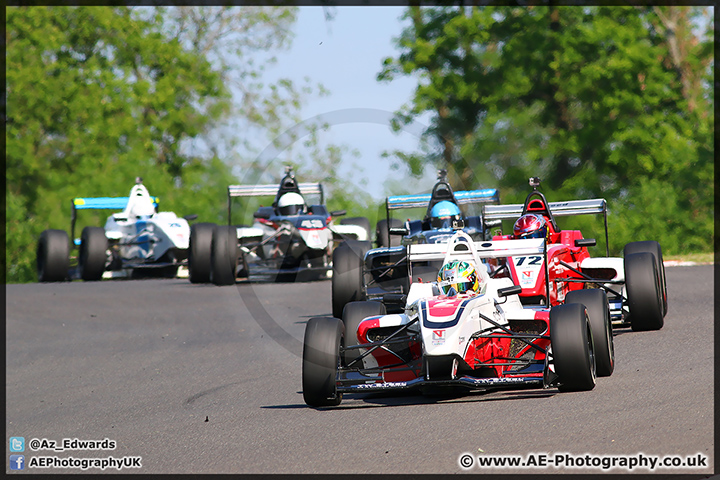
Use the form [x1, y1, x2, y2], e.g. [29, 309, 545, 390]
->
[302, 230, 614, 407]
[37, 178, 195, 281]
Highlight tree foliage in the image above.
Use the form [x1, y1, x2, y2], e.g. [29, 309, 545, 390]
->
[378, 6, 713, 255]
[6, 6, 346, 283]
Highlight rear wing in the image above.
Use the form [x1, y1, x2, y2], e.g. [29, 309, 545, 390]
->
[483, 198, 609, 256]
[408, 235, 550, 300]
[482, 198, 606, 220]
[71, 196, 159, 242]
[387, 188, 499, 210]
[226, 183, 324, 225]
[408, 237, 545, 262]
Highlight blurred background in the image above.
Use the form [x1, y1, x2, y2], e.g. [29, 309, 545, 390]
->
[6, 6, 714, 282]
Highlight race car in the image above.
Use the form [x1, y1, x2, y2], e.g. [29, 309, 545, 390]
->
[37, 178, 195, 282]
[482, 177, 667, 332]
[331, 170, 500, 318]
[302, 230, 614, 407]
[188, 167, 371, 285]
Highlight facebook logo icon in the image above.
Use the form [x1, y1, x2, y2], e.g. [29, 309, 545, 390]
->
[10, 455, 25, 470]
[9, 437, 24, 452]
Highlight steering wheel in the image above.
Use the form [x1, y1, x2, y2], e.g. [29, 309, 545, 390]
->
[489, 263, 508, 279]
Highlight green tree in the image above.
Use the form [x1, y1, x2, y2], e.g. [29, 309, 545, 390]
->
[5, 6, 335, 283]
[378, 6, 713, 255]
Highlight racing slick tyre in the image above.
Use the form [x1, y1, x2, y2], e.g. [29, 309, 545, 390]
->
[340, 217, 371, 241]
[565, 289, 614, 377]
[342, 301, 386, 368]
[624, 240, 667, 317]
[189, 222, 216, 283]
[624, 252, 664, 332]
[550, 303, 596, 392]
[210, 225, 238, 286]
[78, 226, 107, 281]
[375, 218, 404, 248]
[331, 240, 371, 319]
[37, 229, 70, 282]
[302, 316, 344, 407]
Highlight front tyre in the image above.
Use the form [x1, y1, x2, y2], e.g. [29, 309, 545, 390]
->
[210, 225, 238, 286]
[375, 218, 403, 248]
[331, 240, 370, 319]
[189, 222, 216, 283]
[624, 241, 667, 317]
[624, 252, 664, 331]
[565, 289, 614, 377]
[302, 316, 344, 407]
[79, 227, 107, 281]
[550, 302, 596, 392]
[37, 229, 70, 282]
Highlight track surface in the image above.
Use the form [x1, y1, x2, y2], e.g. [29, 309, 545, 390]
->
[5, 265, 714, 475]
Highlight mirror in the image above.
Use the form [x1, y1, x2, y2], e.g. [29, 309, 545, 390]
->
[574, 238, 596, 247]
[389, 227, 408, 236]
[498, 285, 523, 297]
[330, 210, 347, 217]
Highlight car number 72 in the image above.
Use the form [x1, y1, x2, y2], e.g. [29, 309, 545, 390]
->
[514, 255, 542, 266]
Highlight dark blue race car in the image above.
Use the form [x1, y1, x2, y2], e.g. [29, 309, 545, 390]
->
[331, 170, 500, 317]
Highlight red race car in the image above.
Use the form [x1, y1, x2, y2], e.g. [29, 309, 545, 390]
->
[482, 177, 667, 332]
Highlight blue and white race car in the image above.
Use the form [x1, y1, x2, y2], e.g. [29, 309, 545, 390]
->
[331, 170, 500, 318]
[37, 178, 194, 281]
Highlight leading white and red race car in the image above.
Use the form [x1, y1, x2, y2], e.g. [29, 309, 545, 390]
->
[302, 230, 614, 407]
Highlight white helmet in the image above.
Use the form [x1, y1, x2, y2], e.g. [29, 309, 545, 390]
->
[277, 192, 305, 215]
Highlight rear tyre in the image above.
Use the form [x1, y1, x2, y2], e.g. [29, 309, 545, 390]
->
[624, 252, 664, 331]
[210, 225, 238, 286]
[189, 222, 215, 283]
[376, 218, 403, 248]
[302, 316, 344, 407]
[340, 217, 371, 241]
[565, 289, 614, 377]
[78, 227, 107, 281]
[331, 240, 370, 318]
[37, 229, 70, 282]
[624, 241, 667, 317]
[550, 303, 596, 392]
[342, 301, 386, 368]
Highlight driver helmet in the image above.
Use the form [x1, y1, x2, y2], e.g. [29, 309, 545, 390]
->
[429, 200, 461, 229]
[513, 213, 548, 240]
[436, 260, 482, 296]
[277, 192, 306, 216]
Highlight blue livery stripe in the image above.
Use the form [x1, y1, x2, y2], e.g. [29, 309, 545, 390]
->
[388, 189, 499, 210]
[72, 197, 159, 210]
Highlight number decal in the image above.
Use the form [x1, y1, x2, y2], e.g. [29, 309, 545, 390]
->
[527, 255, 542, 265]
[514, 255, 542, 266]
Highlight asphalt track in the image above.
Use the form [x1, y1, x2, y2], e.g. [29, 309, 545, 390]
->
[5, 265, 715, 475]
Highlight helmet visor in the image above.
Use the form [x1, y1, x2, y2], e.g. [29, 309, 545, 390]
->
[520, 226, 547, 239]
[439, 278, 473, 295]
[279, 204, 302, 215]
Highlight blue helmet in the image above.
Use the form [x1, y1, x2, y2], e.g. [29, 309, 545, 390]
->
[430, 201, 461, 228]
